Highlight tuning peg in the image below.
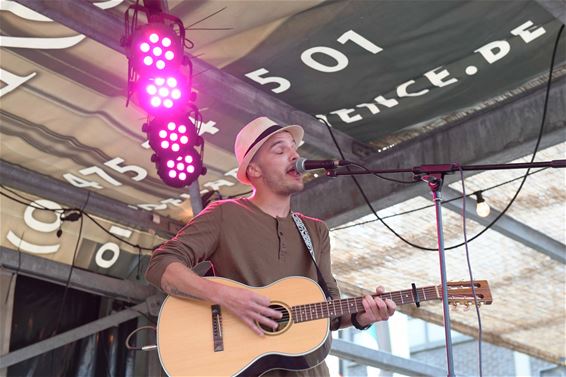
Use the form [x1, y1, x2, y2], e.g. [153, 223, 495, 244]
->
[463, 302, 471, 312]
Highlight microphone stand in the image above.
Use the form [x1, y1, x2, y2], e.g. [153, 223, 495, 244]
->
[327, 159, 566, 377]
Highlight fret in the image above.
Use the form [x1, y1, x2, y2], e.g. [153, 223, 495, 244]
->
[291, 285, 445, 324]
[404, 290, 412, 304]
[333, 300, 338, 317]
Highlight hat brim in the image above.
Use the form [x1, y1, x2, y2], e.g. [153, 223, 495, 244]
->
[236, 125, 304, 185]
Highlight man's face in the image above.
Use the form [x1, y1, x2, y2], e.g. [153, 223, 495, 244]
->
[248, 131, 303, 195]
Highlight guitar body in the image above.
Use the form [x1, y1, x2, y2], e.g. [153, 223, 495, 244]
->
[157, 276, 331, 376]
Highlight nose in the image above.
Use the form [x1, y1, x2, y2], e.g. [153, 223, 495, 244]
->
[289, 148, 300, 161]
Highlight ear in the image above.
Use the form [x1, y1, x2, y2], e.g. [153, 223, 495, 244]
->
[246, 161, 262, 181]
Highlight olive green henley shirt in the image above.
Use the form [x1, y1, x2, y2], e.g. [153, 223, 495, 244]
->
[146, 198, 340, 376]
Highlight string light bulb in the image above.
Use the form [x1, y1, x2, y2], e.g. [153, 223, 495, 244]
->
[474, 191, 491, 217]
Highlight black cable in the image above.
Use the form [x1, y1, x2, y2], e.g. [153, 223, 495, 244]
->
[52, 192, 90, 338]
[0, 186, 56, 210]
[136, 246, 142, 280]
[3, 232, 24, 305]
[318, 23, 564, 251]
[318, 116, 441, 251]
[459, 168, 483, 377]
[330, 167, 548, 231]
[0, 185, 50, 207]
[184, 6, 227, 30]
[348, 162, 418, 184]
[82, 212, 154, 251]
[0, 189, 157, 252]
[186, 27, 233, 31]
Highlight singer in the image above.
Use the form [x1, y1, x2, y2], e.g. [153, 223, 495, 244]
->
[145, 116, 396, 376]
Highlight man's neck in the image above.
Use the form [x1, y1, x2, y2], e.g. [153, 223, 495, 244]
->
[249, 190, 291, 218]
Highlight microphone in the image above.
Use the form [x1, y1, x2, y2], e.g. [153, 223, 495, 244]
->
[295, 158, 352, 174]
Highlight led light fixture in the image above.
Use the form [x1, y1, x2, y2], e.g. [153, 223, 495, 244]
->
[130, 22, 183, 75]
[153, 148, 203, 187]
[124, 4, 205, 189]
[143, 115, 201, 158]
[137, 74, 188, 115]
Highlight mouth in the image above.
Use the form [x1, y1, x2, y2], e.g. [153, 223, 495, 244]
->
[286, 166, 301, 178]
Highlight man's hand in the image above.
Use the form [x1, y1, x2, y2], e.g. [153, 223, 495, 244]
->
[356, 286, 396, 327]
[217, 285, 283, 336]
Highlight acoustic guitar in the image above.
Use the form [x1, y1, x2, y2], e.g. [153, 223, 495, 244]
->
[156, 276, 492, 376]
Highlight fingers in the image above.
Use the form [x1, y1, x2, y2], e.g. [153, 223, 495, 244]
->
[385, 298, 397, 316]
[247, 294, 282, 335]
[251, 311, 278, 332]
[223, 288, 283, 336]
[361, 292, 397, 324]
[244, 317, 265, 336]
[362, 294, 388, 321]
[253, 294, 271, 307]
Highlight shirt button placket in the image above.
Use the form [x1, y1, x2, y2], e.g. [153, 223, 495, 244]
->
[277, 220, 286, 259]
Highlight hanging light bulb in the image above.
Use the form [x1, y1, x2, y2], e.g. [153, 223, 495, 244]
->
[474, 191, 491, 217]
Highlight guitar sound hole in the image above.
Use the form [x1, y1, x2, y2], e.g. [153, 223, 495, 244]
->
[258, 303, 291, 335]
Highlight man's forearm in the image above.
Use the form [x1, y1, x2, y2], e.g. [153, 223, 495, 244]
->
[160, 262, 222, 302]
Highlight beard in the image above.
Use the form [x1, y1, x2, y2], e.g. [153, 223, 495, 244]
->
[262, 171, 304, 196]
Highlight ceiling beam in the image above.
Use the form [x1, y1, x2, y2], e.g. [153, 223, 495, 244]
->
[534, 0, 566, 25]
[435, 187, 566, 264]
[13, 0, 373, 162]
[0, 160, 183, 238]
[0, 246, 157, 302]
[293, 77, 566, 227]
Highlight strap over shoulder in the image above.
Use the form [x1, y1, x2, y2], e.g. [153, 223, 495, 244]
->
[291, 212, 332, 301]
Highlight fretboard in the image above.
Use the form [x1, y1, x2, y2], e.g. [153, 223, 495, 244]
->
[291, 285, 441, 323]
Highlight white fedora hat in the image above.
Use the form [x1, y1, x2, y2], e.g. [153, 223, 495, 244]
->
[234, 116, 304, 185]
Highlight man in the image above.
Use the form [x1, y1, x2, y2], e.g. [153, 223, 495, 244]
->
[146, 117, 396, 376]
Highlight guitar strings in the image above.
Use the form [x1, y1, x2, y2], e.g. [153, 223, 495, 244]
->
[269, 286, 475, 323]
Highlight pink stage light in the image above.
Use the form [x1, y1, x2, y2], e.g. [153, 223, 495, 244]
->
[154, 148, 203, 188]
[144, 114, 200, 158]
[138, 73, 188, 115]
[130, 23, 183, 75]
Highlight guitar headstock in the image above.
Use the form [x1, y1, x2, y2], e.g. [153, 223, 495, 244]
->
[445, 280, 492, 307]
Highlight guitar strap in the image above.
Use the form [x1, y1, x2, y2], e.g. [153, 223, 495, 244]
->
[291, 213, 332, 301]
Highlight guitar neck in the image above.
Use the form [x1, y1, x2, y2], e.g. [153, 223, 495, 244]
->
[291, 285, 441, 323]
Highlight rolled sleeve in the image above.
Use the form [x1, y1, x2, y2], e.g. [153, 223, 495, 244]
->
[145, 201, 222, 289]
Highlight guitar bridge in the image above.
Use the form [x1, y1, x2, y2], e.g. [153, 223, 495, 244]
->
[211, 304, 224, 352]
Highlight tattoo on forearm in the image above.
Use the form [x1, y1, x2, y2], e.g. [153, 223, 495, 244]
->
[163, 283, 200, 300]
[170, 288, 200, 300]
